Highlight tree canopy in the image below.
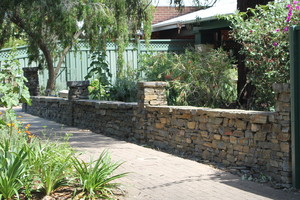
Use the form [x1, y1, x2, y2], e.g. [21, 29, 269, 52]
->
[0, 0, 153, 92]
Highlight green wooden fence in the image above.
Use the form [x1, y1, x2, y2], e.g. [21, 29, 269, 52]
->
[0, 39, 194, 90]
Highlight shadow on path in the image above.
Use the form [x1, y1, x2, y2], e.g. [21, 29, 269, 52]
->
[14, 107, 300, 200]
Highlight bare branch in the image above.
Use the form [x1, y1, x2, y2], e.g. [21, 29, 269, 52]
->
[54, 29, 84, 76]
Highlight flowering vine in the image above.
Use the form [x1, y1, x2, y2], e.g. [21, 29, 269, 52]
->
[223, 1, 291, 110]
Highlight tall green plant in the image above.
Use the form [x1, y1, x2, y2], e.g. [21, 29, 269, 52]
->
[0, 50, 31, 128]
[85, 51, 112, 100]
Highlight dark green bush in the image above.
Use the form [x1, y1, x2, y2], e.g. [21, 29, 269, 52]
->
[110, 77, 138, 102]
[140, 48, 237, 108]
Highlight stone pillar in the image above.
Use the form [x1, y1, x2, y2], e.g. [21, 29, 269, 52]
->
[67, 81, 90, 100]
[133, 82, 167, 143]
[273, 83, 290, 113]
[273, 83, 291, 183]
[23, 67, 39, 96]
[137, 81, 168, 107]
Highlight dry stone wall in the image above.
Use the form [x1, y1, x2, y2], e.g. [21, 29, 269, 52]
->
[23, 98, 136, 140]
[23, 82, 291, 184]
[23, 67, 39, 96]
[72, 100, 136, 139]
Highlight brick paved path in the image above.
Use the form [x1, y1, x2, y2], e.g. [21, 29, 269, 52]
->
[16, 108, 300, 200]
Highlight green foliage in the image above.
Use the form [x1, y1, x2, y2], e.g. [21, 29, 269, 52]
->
[88, 79, 111, 100]
[28, 140, 74, 196]
[0, 140, 28, 199]
[3, 38, 27, 49]
[0, 50, 35, 199]
[140, 49, 237, 108]
[110, 68, 140, 102]
[86, 53, 140, 102]
[85, 51, 112, 100]
[224, 1, 292, 110]
[72, 151, 127, 199]
[0, 49, 31, 132]
[0, 50, 31, 108]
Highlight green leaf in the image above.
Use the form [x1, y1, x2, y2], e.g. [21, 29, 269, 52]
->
[0, 119, 6, 125]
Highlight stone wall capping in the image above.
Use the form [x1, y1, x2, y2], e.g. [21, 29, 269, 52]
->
[67, 80, 90, 87]
[138, 81, 167, 88]
[31, 96, 66, 102]
[75, 99, 98, 106]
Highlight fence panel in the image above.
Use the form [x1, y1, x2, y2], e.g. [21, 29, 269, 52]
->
[0, 39, 194, 90]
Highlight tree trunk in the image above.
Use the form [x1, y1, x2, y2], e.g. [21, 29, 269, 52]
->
[8, 13, 57, 93]
[39, 43, 56, 93]
[46, 64, 56, 93]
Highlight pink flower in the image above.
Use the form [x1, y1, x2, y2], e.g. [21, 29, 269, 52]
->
[275, 28, 280, 32]
[297, 5, 300, 10]
[294, 1, 299, 4]
[250, 30, 253, 33]
[287, 4, 291, 8]
[273, 42, 278, 47]
[284, 26, 289, 32]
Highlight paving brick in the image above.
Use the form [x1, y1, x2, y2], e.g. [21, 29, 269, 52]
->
[15, 107, 300, 200]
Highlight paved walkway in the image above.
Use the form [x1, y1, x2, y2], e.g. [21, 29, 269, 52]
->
[15, 108, 300, 200]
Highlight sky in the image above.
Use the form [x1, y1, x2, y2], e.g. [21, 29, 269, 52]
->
[151, 0, 236, 7]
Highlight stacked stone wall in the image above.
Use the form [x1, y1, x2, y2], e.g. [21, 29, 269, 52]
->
[23, 98, 136, 140]
[72, 100, 136, 139]
[23, 82, 291, 184]
[141, 106, 290, 183]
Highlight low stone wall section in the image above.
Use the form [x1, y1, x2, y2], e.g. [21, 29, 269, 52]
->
[142, 106, 290, 183]
[23, 82, 291, 184]
[72, 100, 136, 138]
[24, 97, 137, 139]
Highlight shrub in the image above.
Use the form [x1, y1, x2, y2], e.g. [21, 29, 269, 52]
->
[110, 68, 140, 102]
[224, 1, 297, 110]
[140, 48, 237, 108]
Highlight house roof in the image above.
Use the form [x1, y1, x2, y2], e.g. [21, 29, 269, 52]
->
[152, 0, 237, 32]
